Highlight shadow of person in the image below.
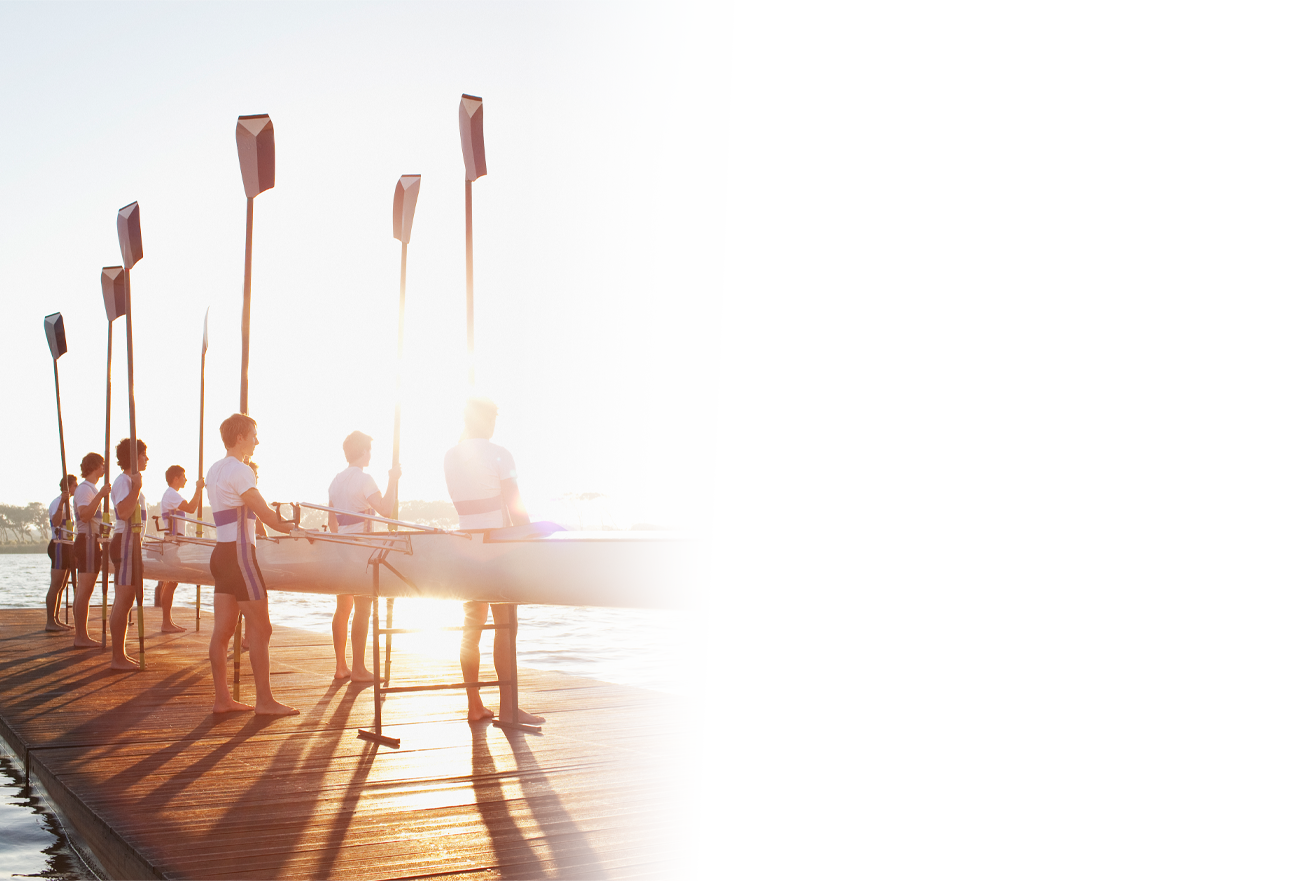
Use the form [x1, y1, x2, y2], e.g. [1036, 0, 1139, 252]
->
[466, 724, 618, 879]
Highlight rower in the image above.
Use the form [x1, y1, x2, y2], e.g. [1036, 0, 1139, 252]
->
[44, 473, 77, 633]
[444, 396, 545, 726]
[71, 453, 110, 646]
[205, 413, 299, 716]
[108, 438, 149, 669]
[155, 464, 204, 633]
[327, 431, 400, 682]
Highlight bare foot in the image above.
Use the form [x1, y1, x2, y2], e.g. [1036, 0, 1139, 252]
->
[350, 668, 375, 683]
[212, 699, 254, 713]
[45, 622, 72, 632]
[161, 622, 187, 633]
[73, 636, 102, 648]
[255, 700, 299, 716]
[513, 708, 546, 725]
[110, 657, 140, 671]
[467, 705, 496, 722]
[334, 667, 351, 681]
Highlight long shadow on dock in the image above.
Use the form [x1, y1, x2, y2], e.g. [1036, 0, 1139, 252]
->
[474, 727, 608, 877]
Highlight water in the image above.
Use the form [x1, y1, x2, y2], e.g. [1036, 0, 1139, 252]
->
[0, 553, 693, 879]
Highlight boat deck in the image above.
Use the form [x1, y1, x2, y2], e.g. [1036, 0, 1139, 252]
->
[0, 607, 691, 880]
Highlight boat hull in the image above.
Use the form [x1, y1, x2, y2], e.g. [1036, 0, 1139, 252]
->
[141, 530, 702, 609]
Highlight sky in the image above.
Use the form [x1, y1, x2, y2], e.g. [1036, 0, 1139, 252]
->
[716, 3, 1290, 877]
[0, 1, 722, 529]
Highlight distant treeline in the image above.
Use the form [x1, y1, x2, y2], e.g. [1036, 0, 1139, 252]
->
[1, 494, 668, 544]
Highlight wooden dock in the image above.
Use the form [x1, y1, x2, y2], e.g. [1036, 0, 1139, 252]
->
[0, 608, 691, 880]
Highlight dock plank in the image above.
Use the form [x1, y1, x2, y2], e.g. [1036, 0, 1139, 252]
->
[0, 608, 690, 879]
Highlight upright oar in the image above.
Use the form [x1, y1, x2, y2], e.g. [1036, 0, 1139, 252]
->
[459, 94, 487, 387]
[235, 114, 275, 414]
[117, 202, 146, 670]
[101, 267, 126, 646]
[43, 312, 71, 618]
[390, 174, 420, 520]
[233, 114, 274, 699]
[196, 308, 209, 630]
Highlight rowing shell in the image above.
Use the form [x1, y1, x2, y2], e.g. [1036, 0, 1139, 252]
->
[141, 525, 703, 610]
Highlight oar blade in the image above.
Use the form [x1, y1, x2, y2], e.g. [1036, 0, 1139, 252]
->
[101, 266, 126, 321]
[117, 203, 143, 269]
[43, 312, 67, 360]
[393, 174, 421, 243]
[202, 306, 210, 354]
[459, 94, 486, 182]
[236, 114, 275, 199]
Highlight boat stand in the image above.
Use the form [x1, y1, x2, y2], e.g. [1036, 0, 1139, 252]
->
[357, 547, 538, 749]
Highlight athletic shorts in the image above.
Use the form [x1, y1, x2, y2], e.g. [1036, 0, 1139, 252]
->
[73, 533, 101, 574]
[109, 533, 144, 591]
[49, 538, 71, 572]
[210, 541, 267, 602]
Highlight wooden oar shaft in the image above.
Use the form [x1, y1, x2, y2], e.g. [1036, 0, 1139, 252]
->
[198, 346, 206, 535]
[391, 240, 407, 520]
[103, 325, 112, 648]
[465, 179, 474, 387]
[240, 196, 253, 415]
[124, 269, 144, 670]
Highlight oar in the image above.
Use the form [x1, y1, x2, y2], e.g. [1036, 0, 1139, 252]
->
[390, 174, 421, 521]
[233, 113, 274, 699]
[101, 266, 126, 647]
[43, 312, 71, 620]
[117, 202, 146, 670]
[196, 307, 209, 630]
[459, 94, 486, 387]
[235, 114, 275, 415]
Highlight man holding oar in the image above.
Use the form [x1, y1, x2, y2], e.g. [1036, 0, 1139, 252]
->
[108, 438, 149, 669]
[44, 474, 77, 633]
[206, 413, 298, 716]
[72, 453, 110, 647]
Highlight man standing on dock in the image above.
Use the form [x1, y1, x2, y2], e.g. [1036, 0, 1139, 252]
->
[327, 430, 400, 682]
[444, 397, 545, 725]
[206, 413, 299, 716]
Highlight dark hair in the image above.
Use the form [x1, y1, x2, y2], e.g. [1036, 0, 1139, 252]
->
[114, 438, 147, 470]
[79, 452, 105, 478]
[165, 465, 185, 484]
[220, 413, 257, 449]
[342, 431, 372, 464]
[59, 474, 78, 494]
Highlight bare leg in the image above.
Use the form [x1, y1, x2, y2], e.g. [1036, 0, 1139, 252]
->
[350, 596, 374, 682]
[240, 598, 297, 715]
[160, 582, 185, 632]
[72, 571, 100, 647]
[492, 604, 544, 725]
[332, 594, 354, 679]
[460, 601, 493, 721]
[45, 570, 71, 631]
[210, 593, 252, 712]
[108, 575, 139, 670]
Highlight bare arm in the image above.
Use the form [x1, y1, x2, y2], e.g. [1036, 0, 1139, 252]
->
[77, 484, 110, 524]
[238, 487, 298, 533]
[366, 464, 402, 519]
[501, 478, 529, 526]
[328, 510, 338, 534]
[178, 478, 205, 514]
[115, 473, 143, 522]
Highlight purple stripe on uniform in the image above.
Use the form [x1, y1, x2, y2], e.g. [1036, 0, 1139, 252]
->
[453, 496, 504, 515]
[234, 508, 266, 601]
[337, 512, 368, 526]
[213, 509, 238, 526]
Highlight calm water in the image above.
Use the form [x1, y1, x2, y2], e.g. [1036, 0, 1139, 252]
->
[0, 552, 693, 879]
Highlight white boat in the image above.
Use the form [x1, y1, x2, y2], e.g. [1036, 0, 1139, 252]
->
[141, 513, 702, 610]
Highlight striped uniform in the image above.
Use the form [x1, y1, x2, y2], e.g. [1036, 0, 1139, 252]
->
[206, 456, 266, 602]
[72, 479, 104, 574]
[328, 465, 380, 534]
[48, 494, 74, 571]
[160, 486, 187, 537]
[109, 474, 146, 593]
